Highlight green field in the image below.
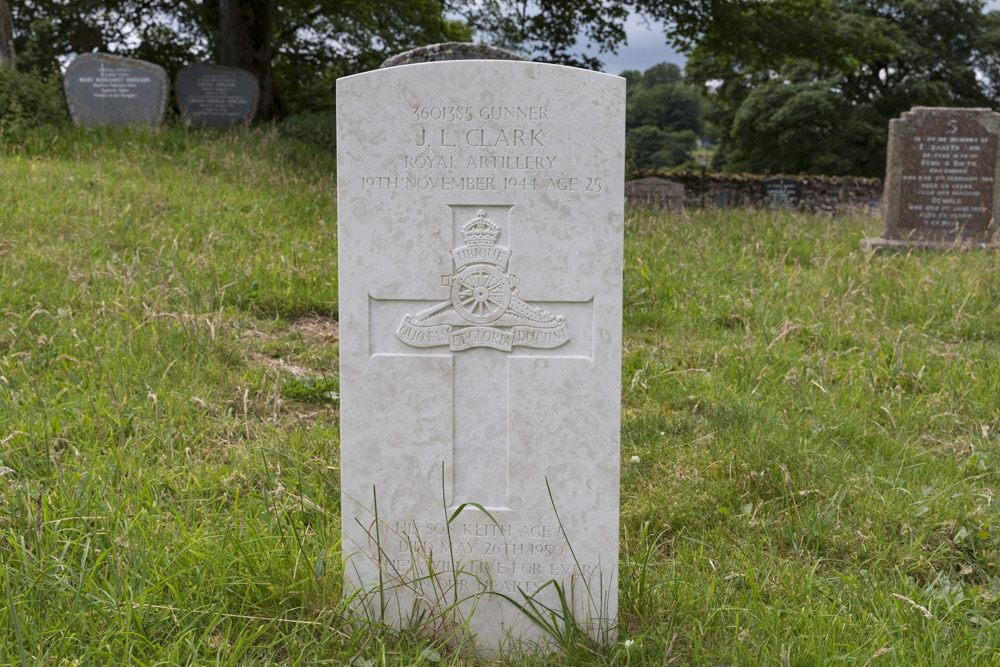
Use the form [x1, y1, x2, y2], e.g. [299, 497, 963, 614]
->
[1, 126, 999, 664]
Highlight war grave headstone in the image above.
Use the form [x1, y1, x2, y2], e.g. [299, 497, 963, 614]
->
[64, 53, 168, 127]
[175, 64, 260, 127]
[862, 107, 1000, 250]
[761, 176, 803, 209]
[337, 60, 624, 650]
[625, 176, 684, 211]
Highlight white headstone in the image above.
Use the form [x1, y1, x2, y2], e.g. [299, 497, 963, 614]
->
[337, 61, 624, 651]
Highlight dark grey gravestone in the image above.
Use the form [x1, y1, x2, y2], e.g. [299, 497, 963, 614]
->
[381, 42, 525, 68]
[176, 64, 260, 127]
[625, 176, 684, 211]
[862, 107, 1000, 250]
[760, 177, 803, 209]
[709, 188, 738, 209]
[865, 196, 883, 217]
[64, 53, 168, 126]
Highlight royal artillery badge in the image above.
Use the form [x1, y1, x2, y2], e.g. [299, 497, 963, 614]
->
[396, 210, 569, 352]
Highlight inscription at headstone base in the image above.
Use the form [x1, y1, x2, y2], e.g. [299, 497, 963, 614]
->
[862, 107, 1000, 250]
[337, 61, 623, 651]
[175, 64, 260, 126]
[760, 177, 803, 209]
[63, 53, 168, 127]
[624, 177, 684, 211]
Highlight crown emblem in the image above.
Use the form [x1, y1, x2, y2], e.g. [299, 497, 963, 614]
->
[461, 210, 500, 247]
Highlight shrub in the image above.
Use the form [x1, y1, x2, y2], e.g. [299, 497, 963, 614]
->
[278, 111, 336, 154]
[626, 125, 696, 171]
[0, 68, 68, 140]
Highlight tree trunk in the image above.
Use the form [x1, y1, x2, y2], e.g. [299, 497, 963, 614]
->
[219, 0, 276, 119]
[0, 0, 15, 69]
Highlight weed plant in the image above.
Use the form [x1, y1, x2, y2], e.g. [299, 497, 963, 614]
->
[0, 125, 998, 663]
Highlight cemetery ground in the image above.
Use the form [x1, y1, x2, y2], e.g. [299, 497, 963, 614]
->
[1, 126, 1000, 665]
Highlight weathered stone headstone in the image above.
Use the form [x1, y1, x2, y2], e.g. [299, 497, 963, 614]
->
[63, 53, 168, 126]
[175, 64, 260, 126]
[337, 61, 623, 651]
[625, 176, 684, 211]
[760, 177, 803, 209]
[862, 107, 1000, 250]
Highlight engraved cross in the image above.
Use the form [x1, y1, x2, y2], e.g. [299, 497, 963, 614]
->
[367, 204, 594, 510]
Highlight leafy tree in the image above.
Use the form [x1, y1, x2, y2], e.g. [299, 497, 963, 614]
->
[726, 65, 884, 175]
[11, 0, 646, 115]
[450, 0, 629, 69]
[686, 0, 1000, 176]
[626, 125, 697, 171]
[272, 0, 471, 113]
[219, 0, 276, 117]
[9, 0, 469, 116]
[11, 1, 207, 78]
[4, 0, 799, 119]
[620, 68, 642, 91]
[640, 61, 681, 87]
[0, 0, 14, 68]
[0, 66, 68, 137]
[625, 62, 701, 170]
[628, 81, 701, 133]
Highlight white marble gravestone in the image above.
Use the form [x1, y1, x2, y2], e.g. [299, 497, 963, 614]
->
[337, 61, 624, 651]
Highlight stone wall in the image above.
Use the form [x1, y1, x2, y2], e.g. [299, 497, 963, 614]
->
[629, 170, 884, 216]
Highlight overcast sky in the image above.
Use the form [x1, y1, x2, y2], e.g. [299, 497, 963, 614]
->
[586, 14, 682, 76]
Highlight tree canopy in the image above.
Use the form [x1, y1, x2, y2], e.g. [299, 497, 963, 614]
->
[623, 62, 701, 172]
[9, 0, 473, 115]
[7, 0, 1000, 180]
[0, 0, 14, 68]
[6, 0, 735, 118]
[686, 0, 1000, 176]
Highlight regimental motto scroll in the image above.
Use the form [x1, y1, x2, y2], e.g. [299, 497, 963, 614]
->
[396, 210, 569, 352]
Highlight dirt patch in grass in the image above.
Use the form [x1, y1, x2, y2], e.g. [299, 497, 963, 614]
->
[240, 315, 339, 378]
[288, 315, 339, 345]
[249, 352, 315, 377]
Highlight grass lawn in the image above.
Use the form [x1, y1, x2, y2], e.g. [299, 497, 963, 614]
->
[1, 125, 999, 664]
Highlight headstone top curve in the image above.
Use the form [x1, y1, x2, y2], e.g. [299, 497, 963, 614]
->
[340, 59, 626, 87]
[381, 41, 526, 68]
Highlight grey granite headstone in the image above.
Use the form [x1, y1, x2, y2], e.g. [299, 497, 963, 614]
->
[625, 176, 684, 210]
[64, 53, 168, 126]
[761, 177, 803, 209]
[176, 64, 260, 127]
[862, 107, 1000, 250]
[381, 42, 525, 68]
